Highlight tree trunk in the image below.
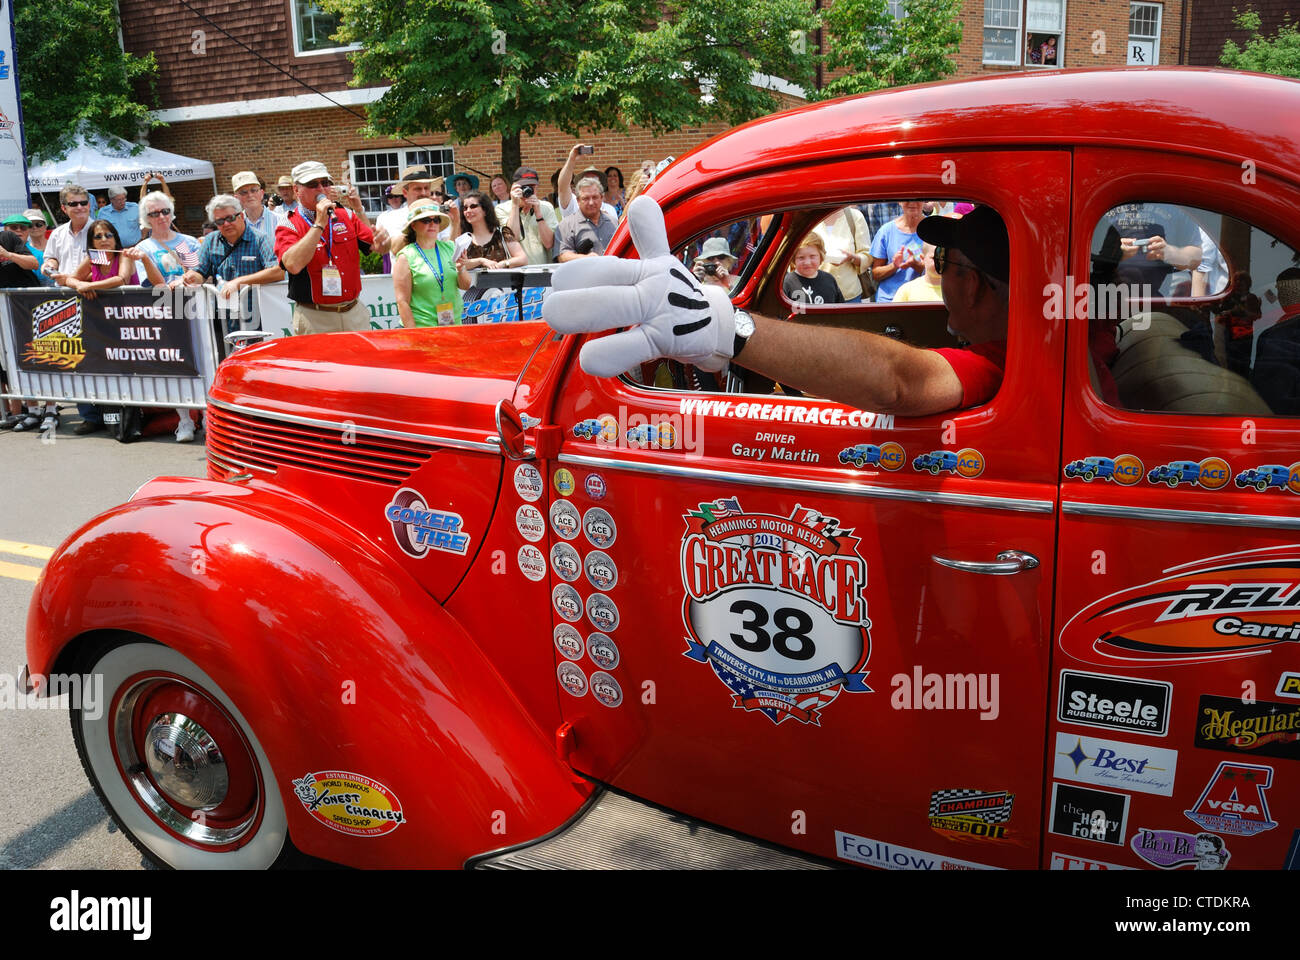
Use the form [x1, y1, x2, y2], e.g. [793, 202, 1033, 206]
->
[501, 130, 522, 180]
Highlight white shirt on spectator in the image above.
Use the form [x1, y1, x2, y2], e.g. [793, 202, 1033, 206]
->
[559, 195, 618, 224]
[45, 219, 93, 277]
[245, 207, 286, 236]
[376, 203, 450, 245]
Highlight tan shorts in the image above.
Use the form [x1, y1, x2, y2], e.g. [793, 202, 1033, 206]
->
[292, 300, 372, 335]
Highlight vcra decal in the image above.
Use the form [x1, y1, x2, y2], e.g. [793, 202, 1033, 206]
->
[1062, 454, 1144, 485]
[1057, 545, 1300, 667]
[1184, 761, 1277, 837]
[1146, 457, 1231, 490]
[911, 447, 983, 478]
[385, 488, 471, 557]
[680, 497, 872, 726]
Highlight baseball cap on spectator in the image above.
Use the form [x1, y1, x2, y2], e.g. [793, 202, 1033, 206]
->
[512, 166, 540, 185]
[3, 214, 31, 228]
[231, 171, 260, 191]
[23, 209, 46, 225]
[917, 205, 1009, 284]
[291, 160, 331, 184]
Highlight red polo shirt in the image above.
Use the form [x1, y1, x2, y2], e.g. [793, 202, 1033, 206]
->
[934, 340, 1006, 409]
[274, 203, 374, 305]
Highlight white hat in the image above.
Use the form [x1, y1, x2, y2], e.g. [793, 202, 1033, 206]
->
[291, 160, 331, 184]
[404, 199, 451, 233]
[231, 171, 261, 191]
[698, 237, 736, 264]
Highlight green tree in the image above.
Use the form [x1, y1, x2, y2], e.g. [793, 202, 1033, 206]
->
[322, 0, 821, 174]
[813, 0, 962, 100]
[15, 0, 159, 162]
[1220, 7, 1300, 79]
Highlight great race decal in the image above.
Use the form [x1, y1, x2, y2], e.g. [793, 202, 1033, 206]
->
[1058, 546, 1300, 667]
[385, 488, 471, 557]
[291, 771, 405, 837]
[680, 496, 871, 726]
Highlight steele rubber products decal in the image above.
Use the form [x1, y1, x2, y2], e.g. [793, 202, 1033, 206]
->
[1049, 852, 1133, 870]
[291, 771, 405, 838]
[584, 551, 618, 591]
[549, 500, 581, 540]
[1057, 546, 1300, 666]
[834, 831, 998, 870]
[927, 789, 1014, 841]
[590, 671, 623, 708]
[385, 488, 470, 557]
[550, 542, 582, 583]
[1130, 828, 1230, 870]
[557, 661, 587, 698]
[587, 632, 619, 670]
[1057, 670, 1171, 736]
[1052, 733, 1177, 796]
[1183, 761, 1277, 837]
[513, 463, 544, 502]
[681, 497, 872, 726]
[517, 545, 546, 582]
[516, 504, 546, 542]
[1194, 694, 1300, 760]
[1048, 783, 1129, 845]
[554, 624, 584, 661]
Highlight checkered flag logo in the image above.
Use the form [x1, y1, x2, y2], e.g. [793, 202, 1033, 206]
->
[31, 297, 82, 338]
[929, 789, 1014, 823]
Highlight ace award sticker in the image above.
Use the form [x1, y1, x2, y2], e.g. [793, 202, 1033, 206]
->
[583, 507, 617, 549]
[557, 662, 588, 698]
[553, 584, 583, 622]
[550, 500, 581, 540]
[516, 504, 546, 542]
[590, 671, 624, 708]
[517, 545, 546, 581]
[550, 542, 582, 582]
[291, 771, 405, 837]
[681, 497, 873, 726]
[586, 593, 620, 632]
[587, 632, 620, 670]
[513, 463, 544, 502]
[584, 551, 618, 591]
[554, 624, 584, 661]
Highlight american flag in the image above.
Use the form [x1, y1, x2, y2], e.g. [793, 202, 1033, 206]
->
[711, 497, 742, 518]
[89, 250, 111, 265]
[176, 241, 199, 269]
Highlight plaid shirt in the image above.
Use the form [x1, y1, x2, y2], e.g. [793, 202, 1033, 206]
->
[861, 202, 902, 244]
[196, 222, 277, 283]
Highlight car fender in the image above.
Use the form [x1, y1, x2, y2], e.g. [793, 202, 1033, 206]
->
[27, 476, 591, 868]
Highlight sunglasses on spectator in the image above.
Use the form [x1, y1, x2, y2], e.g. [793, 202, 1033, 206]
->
[303, 178, 332, 189]
[65, 200, 90, 207]
[212, 212, 244, 226]
[235, 186, 261, 195]
[147, 209, 173, 218]
[29, 221, 45, 227]
[461, 202, 481, 210]
[933, 246, 976, 276]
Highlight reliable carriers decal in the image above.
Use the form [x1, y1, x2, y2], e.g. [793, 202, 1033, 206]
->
[680, 497, 871, 726]
[1058, 546, 1300, 667]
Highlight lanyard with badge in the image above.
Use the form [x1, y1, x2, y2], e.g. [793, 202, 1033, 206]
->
[414, 242, 456, 325]
[301, 202, 343, 297]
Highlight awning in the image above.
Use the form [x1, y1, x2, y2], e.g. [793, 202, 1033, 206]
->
[27, 126, 215, 193]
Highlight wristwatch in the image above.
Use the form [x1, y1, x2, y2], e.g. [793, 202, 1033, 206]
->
[732, 309, 755, 359]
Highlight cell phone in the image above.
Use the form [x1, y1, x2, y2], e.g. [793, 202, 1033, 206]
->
[578, 145, 594, 155]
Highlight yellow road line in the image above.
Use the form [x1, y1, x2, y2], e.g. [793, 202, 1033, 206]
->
[0, 539, 54, 561]
[0, 559, 41, 582]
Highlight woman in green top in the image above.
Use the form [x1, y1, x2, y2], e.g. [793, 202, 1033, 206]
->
[394, 200, 472, 327]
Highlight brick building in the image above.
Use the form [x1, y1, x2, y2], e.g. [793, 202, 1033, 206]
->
[119, 0, 1194, 231]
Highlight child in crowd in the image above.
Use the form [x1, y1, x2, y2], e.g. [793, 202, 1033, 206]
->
[894, 243, 944, 303]
[783, 233, 844, 306]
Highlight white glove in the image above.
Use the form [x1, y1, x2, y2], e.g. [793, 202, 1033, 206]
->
[543, 196, 735, 377]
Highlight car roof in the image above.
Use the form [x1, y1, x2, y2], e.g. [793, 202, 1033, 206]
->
[649, 68, 1300, 204]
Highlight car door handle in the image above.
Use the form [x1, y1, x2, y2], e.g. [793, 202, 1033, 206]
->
[931, 550, 1040, 575]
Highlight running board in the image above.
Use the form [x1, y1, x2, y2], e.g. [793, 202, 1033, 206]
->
[471, 790, 838, 870]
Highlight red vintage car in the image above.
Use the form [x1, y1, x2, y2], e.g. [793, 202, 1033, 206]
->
[24, 67, 1300, 870]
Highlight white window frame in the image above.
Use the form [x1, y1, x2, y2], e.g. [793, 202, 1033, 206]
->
[1024, 0, 1066, 68]
[1128, 2, 1162, 66]
[290, 0, 361, 58]
[983, 0, 1023, 66]
[349, 147, 457, 215]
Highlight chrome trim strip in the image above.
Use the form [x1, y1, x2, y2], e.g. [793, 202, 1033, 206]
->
[208, 398, 498, 453]
[206, 450, 276, 475]
[557, 452, 1054, 513]
[1063, 500, 1300, 530]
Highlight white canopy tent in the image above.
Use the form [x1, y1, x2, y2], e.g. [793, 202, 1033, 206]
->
[27, 126, 216, 196]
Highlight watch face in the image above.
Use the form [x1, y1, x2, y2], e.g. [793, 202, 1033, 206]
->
[734, 310, 755, 337]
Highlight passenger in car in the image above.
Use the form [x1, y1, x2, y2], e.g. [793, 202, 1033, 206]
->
[544, 197, 1010, 417]
[1251, 267, 1300, 415]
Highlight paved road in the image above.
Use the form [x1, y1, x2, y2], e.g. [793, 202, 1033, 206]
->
[0, 409, 206, 869]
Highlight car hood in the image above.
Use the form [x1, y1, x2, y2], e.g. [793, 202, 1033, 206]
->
[209, 323, 558, 438]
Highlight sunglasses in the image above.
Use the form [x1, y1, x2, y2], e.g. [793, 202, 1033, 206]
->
[933, 246, 975, 276]
[65, 200, 90, 208]
[235, 186, 262, 196]
[303, 178, 332, 189]
[213, 212, 243, 226]
[28, 221, 45, 227]
[147, 209, 173, 218]
[462, 203, 481, 210]
[92, 231, 115, 240]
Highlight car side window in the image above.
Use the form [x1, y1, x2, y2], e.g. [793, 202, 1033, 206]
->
[1089, 202, 1300, 417]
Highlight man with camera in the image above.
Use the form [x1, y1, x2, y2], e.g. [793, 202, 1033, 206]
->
[497, 166, 558, 265]
[275, 159, 375, 335]
[555, 177, 618, 263]
[692, 237, 736, 290]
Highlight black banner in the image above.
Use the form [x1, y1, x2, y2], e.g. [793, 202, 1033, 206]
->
[7, 288, 199, 378]
[1194, 694, 1300, 760]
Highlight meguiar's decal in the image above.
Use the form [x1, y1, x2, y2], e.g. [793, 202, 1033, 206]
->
[680, 497, 871, 726]
[1058, 546, 1300, 667]
[385, 488, 470, 557]
[1194, 695, 1300, 760]
[1130, 828, 1230, 870]
[1062, 454, 1144, 485]
[291, 771, 405, 838]
[911, 448, 984, 478]
[1184, 761, 1277, 837]
[1146, 457, 1231, 489]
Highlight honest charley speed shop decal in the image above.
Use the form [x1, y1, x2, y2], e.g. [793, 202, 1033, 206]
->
[680, 497, 872, 726]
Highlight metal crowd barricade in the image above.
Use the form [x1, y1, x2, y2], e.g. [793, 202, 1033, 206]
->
[0, 284, 245, 410]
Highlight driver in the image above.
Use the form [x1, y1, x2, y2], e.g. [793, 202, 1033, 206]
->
[542, 197, 1010, 416]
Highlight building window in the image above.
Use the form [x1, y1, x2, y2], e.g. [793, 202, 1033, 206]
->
[985, 0, 1067, 66]
[983, 0, 1021, 65]
[292, 0, 358, 56]
[1128, 2, 1161, 65]
[887, 0, 905, 17]
[349, 147, 456, 215]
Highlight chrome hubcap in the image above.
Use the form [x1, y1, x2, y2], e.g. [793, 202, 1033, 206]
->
[143, 713, 229, 809]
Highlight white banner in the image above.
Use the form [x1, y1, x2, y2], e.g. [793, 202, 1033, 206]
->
[0, 2, 29, 218]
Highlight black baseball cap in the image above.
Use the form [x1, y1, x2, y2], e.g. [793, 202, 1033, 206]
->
[512, 166, 540, 185]
[917, 206, 1009, 284]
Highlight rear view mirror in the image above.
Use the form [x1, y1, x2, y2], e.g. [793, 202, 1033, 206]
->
[495, 399, 534, 460]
